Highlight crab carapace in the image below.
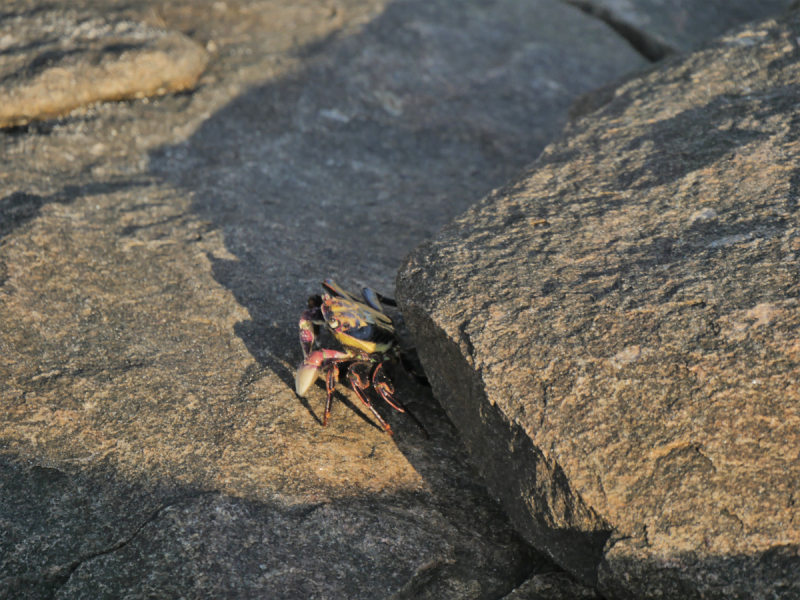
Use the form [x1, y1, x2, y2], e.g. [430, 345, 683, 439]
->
[295, 279, 429, 438]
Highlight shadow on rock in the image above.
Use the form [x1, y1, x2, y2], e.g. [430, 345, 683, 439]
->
[148, 0, 644, 429]
[0, 454, 539, 600]
[141, 0, 651, 594]
[0, 178, 150, 241]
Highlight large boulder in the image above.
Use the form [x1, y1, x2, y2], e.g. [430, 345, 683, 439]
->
[398, 12, 800, 599]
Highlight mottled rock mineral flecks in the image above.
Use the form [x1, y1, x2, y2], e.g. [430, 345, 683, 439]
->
[0, 0, 648, 597]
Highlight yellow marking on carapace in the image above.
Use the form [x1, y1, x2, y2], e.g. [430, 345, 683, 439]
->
[323, 280, 393, 325]
[327, 299, 395, 332]
[332, 331, 392, 354]
[326, 298, 395, 354]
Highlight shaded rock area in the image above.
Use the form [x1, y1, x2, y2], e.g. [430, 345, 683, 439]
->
[501, 572, 600, 600]
[0, 7, 208, 128]
[398, 11, 800, 600]
[0, 0, 646, 598]
[564, 0, 798, 60]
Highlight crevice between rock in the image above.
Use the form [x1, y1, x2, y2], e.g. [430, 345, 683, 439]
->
[559, 0, 672, 62]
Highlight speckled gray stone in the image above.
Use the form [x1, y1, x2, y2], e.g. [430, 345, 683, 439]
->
[398, 12, 800, 600]
[501, 572, 600, 600]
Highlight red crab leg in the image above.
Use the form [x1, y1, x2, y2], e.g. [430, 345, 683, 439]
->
[371, 362, 404, 412]
[299, 299, 323, 359]
[323, 363, 340, 426]
[348, 362, 393, 435]
[373, 362, 430, 439]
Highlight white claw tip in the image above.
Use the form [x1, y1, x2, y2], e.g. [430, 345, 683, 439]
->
[295, 364, 319, 397]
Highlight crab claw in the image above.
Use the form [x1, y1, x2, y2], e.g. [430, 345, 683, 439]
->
[295, 349, 351, 397]
[295, 362, 321, 397]
[296, 349, 325, 396]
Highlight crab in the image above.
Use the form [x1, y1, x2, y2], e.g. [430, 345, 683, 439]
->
[295, 279, 429, 438]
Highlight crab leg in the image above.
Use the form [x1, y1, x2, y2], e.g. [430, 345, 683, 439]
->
[348, 362, 393, 435]
[323, 363, 340, 426]
[362, 287, 398, 309]
[373, 362, 430, 439]
[371, 362, 404, 412]
[299, 298, 324, 359]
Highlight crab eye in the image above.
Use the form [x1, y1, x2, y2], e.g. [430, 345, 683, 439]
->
[328, 318, 339, 328]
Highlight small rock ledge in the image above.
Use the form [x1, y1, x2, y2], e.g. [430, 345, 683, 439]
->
[0, 8, 208, 128]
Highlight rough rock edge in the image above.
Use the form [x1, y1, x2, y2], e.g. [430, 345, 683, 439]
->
[397, 11, 800, 596]
[398, 299, 611, 586]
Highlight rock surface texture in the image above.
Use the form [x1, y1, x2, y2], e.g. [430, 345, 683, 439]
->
[0, 0, 645, 598]
[398, 12, 800, 600]
[502, 572, 600, 600]
[564, 0, 798, 59]
[0, 7, 209, 128]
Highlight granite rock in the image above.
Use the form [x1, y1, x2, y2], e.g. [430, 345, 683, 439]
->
[0, 0, 648, 597]
[564, 0, 797, 59]
[398, 12, 800, 599]
[0, 6, 208, 128]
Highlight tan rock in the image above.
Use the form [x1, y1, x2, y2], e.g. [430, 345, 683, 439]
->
[0, 10, 208, 128]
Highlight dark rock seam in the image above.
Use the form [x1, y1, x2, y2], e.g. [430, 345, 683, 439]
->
[560, 0, 671, 61]
[47, 491, 219, 599]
